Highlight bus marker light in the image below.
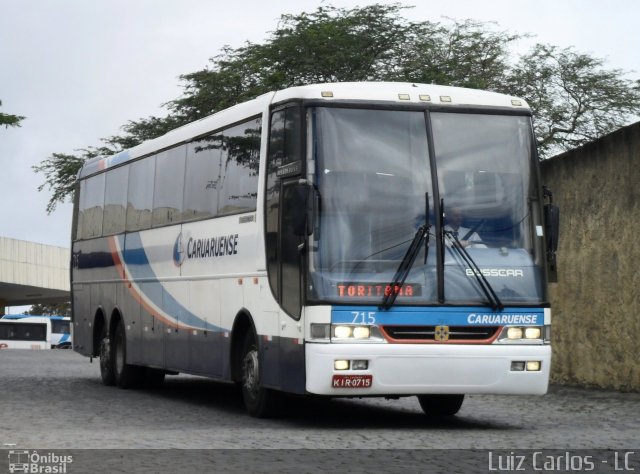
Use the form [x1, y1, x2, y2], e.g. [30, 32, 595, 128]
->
[511, 361, 525, 371]
[419, 94, 431, 101]
[440, 95, 452, 102]
[321, 91, 334, 98]
[334, 360, 350, 370]
[511, 99, 523, 106]
[398, 94, 410, 100]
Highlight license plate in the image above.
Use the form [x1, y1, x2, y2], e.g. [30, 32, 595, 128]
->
[332, 374, 373, 388]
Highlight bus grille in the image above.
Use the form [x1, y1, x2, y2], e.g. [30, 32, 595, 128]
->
[382, 325, 499, 341]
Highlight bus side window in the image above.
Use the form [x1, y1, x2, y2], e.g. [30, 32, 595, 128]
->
[103, 165, 129, 235]
[217, 118, 261, 216]
[152, 146, 186, 227]
[126, 157, 156, 232]
[183, 133, 223, 221]
[80, 173, 105, 239]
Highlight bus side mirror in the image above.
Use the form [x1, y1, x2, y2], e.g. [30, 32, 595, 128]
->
[543, 186, 560, 282]
[291, 182, 316, 237]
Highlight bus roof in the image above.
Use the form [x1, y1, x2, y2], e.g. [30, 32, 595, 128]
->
[78, 82, 530, 179]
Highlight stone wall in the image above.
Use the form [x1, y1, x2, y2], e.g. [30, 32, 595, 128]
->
[541, 121, 640, 391]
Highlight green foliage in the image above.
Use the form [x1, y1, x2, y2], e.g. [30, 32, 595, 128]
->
[0, 99, 25, 128]
[28, 301, 71, 317]
[507, 44, 640, 156]
[35, 3, 640, 213]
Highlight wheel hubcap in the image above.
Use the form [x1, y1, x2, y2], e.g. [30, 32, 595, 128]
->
[242, 349, 259, 398]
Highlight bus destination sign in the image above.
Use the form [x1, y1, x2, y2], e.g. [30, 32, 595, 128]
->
[336, 283, 422, 298]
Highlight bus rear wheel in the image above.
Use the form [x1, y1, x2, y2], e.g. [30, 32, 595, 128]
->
[113, 319, 143, 389]
[417, 394, 464, 416]
[99, 332, 115, 386]
[240, 332, 280, 418]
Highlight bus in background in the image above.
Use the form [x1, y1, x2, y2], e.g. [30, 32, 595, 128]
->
[0, 317, 51, 350]
[71, 82, 559, 417]
[1, 314, 71, 348]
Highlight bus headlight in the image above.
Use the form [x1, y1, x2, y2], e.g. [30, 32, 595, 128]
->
[352, 326, 370, 339]
[507, 327, 523, 340]
[333, 325, 353, 339]
[330, 325, 385, 343]
[498, 326, 547, 344]
[524, 327, 541, 339]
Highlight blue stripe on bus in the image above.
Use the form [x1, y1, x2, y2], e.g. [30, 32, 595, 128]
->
[332, 306, 544, 326]
[118, 233, 226, 332]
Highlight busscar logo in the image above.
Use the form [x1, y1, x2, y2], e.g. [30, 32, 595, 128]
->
[466, 268, 524, 278]
[8, 450, 73, 473]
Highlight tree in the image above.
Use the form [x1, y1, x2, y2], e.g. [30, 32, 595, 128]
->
[0, 99, 25, 128]
[28, 301, 71, 317]
[34, 4, 640, 212]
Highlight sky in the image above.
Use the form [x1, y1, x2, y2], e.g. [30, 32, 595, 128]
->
[1, 0, 639, 252]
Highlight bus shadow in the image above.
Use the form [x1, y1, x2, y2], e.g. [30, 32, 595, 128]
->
[146, 376, 516, 431]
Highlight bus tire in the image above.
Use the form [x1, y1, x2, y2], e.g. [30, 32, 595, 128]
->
[417, 394, 464, 416]
[99, 331, 116, 386]
[240, 331, 280, 418]
[113, 319, 143, 389]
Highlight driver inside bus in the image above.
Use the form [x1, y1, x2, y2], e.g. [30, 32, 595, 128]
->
[444, 207, 486, 248]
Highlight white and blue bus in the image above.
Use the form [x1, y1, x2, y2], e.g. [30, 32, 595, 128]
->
[1, 314, 71, 348]
[71, 82, 558, 417]
[0, 317, 51, 350]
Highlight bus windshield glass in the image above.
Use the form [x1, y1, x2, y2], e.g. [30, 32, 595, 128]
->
[308, 107, 545, 306]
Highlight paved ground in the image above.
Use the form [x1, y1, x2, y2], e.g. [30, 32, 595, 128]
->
[0, 350, 638, 472]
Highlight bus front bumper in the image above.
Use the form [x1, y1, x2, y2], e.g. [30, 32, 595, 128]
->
[305, 342, 551, 396]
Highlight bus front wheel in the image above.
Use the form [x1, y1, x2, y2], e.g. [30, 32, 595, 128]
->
[240, 332, 280, 418]
[417, 394, 464, 416]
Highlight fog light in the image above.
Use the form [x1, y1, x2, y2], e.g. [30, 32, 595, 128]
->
[507, 327, 523, 340]
[353, 326, 370, 339]
[511, 361, 525, 371]
[525, 327, 541, 339]
[526, 361, 541, 371]
[351, 360, 368, 370]
[334, 326, 352, 339]
[334, 360, 350, 371]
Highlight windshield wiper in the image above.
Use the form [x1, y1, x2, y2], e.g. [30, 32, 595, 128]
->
[380, 193, 431, 310]
[444, 230, 504, 311]
[379, 224, 431, 310]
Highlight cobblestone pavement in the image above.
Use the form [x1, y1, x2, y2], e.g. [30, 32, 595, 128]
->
[0, 350, 638, 472]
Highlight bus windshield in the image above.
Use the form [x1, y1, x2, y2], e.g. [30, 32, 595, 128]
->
[308, 107, 545, 306]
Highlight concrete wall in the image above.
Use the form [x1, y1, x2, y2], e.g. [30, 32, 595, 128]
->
[0, 237, 70, 308]
[541, 121, 640, 391]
